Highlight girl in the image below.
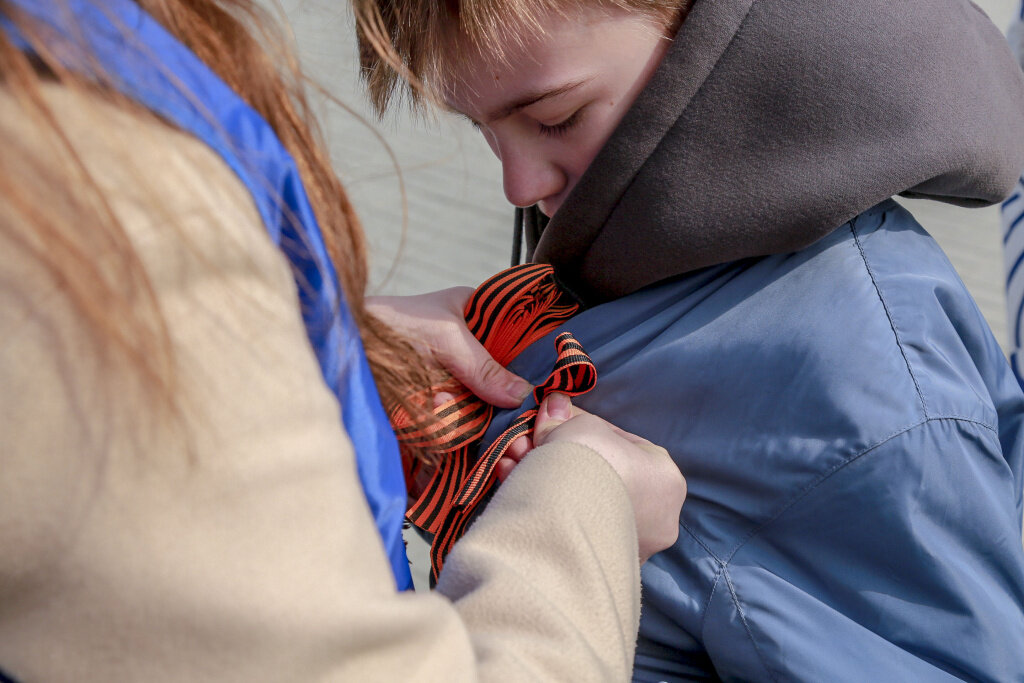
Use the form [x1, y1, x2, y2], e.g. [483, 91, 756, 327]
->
[0, 0, 685, 679]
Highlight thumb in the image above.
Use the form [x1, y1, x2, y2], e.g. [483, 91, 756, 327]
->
[533, 392, 574, 445]
[440, 331, 532, 409]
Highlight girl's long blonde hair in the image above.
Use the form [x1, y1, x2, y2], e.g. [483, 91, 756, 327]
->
[0, 0, 431, 423]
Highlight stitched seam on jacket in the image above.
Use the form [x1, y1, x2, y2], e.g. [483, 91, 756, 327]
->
[722, 566, 780, 683]
[682, 522, 724, 563]
[921, 415, 997, 434]
[698, 560, 727, 637]
[720, 416, 994, 564]
[849, 218, 930, 419]
[700, 417, 1002, 680]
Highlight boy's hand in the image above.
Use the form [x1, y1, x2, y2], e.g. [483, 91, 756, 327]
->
[367, 289, 533, 408]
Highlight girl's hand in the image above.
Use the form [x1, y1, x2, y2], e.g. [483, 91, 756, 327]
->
[368, 289, 532, 408]
[520, 393, 686, 563]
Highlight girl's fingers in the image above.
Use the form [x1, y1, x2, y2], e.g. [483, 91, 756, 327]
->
[496, 435, 531, 482]
[496, 458, 517, 482]
[559, 404, 655, 446]
[506, 434, 531, 460]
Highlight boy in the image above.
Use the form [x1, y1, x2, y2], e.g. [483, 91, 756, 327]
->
[357, 1, 1024, 680]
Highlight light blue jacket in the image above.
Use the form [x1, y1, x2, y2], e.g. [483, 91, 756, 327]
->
[486, 201, 1024, 681]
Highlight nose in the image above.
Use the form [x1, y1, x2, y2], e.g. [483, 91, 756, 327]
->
[498, 144, 566, 209]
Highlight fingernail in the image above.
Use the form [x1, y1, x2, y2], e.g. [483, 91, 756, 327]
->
[545, 392, 571, 420]
[507, 377, 532, 403]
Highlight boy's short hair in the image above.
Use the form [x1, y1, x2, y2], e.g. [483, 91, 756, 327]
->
[354, 0, 690, 115]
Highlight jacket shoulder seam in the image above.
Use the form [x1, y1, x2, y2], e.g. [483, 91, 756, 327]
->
[848, 219, 930, 419]
[720, 416, 995, 563]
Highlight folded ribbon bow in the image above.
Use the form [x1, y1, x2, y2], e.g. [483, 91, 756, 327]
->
[390, 264, 596, 581]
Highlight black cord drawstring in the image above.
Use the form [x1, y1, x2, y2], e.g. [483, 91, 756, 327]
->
[512, 207, 524, 267]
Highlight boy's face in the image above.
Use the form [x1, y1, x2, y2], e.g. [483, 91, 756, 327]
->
[444, 7, 671, 217]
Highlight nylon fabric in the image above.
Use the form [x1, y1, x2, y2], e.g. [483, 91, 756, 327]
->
[6, 0, 411, 589]
[391, 264, 595, 581]
[485, 202, 1024, 681]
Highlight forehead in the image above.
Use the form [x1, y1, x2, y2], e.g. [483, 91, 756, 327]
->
[438, 6, 662, 113]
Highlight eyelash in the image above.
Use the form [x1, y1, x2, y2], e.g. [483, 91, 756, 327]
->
[539, 109, 584, 138]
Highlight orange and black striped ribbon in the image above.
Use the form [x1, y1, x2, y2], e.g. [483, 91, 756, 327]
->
[389, 264, 597, 582]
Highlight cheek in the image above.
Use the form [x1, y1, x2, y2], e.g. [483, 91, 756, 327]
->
[570, 108, 622, 176]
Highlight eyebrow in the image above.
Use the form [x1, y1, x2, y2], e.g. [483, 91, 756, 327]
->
[481, 77, 594, 124]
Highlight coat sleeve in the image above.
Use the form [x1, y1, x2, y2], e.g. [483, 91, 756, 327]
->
[0, 86, 640, 682]
[701, 419, 1024, 683]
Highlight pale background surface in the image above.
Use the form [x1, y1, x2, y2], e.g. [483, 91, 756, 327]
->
[270, 0, 1024, 587]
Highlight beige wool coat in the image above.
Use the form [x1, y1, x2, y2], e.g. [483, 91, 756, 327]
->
[0, 85, 642, 682]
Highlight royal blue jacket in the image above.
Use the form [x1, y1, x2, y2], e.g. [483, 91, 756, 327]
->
[486, 201, 1024, 681]
[3, 0, 412, 590]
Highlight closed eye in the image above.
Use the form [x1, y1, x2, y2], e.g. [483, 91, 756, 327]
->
[539, 108, 585, 138]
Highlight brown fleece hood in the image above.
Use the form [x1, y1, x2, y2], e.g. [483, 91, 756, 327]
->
[525, 0, 1024, 305]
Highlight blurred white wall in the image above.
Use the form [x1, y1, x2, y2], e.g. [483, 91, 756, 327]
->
[273, 0, 513, 297]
